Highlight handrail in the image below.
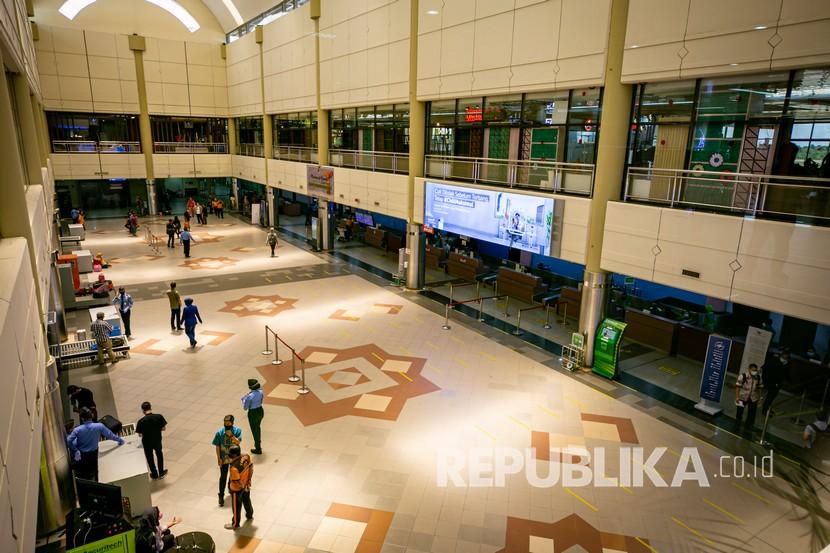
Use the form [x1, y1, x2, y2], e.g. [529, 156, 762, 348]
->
[625, 166, 830, 223]
[513, 303, 550, 336]
[442, 294, 509, 330]
[144, 227, 161, 254]
[273, 145, 318, 163]
[153, 142, 227, 154]
[52, 140, 141, 153]
[329, 149, 409, 174]
[238, 143, 265, 157]
[425, 154, 595, 196]
[263, 326, 308, 394]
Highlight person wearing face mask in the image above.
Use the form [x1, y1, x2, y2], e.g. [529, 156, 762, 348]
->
[762, 351, 790, 415]
[735, 363, 763, 430]
[212, 415, 242, 506]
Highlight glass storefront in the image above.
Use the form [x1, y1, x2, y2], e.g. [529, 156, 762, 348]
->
[46, 112, 141, 152]
[330, 104, 410, 153]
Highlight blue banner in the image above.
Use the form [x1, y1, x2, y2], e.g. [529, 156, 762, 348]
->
[699, 335, 732, 402]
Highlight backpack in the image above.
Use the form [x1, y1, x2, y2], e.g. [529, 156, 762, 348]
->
[229, 455, 253, 492]
[267, 233, 277, 246]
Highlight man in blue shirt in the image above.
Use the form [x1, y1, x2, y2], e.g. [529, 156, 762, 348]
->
[242, 379, 264, 455]
[112, 287, 134, 338]
[212, 415, 242, 506]
[67, 408, 125, 481]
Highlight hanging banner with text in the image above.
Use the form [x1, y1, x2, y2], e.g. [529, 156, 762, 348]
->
[592, 319, 627, 379]
[739, 326, 772, 375]
[695, 334, 732, 415]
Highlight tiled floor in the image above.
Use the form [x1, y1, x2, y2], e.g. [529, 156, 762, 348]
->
[62, 214, 825, 553]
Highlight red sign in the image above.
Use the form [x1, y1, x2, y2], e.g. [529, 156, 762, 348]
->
[464, 107, 483, 122]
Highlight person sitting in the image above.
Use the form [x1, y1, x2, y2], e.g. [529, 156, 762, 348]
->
[136, 506, 181, 553]
[803, 411, 829, 449]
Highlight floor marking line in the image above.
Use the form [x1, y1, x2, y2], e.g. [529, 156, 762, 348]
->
[508, 416, 530, 431]
[671, 516, 713, 546]
[666, 447, 681, 458]
[398, 371, 413, 382]
[536, 404, 560, 419]
[475, 425, 497, 442]
[371, 352, 384, 363]
[564, 488, 599, 512]
[690, 434, 717, 450]
[635, 537, 658, 553]
[425, 341, 438, 349]
[450, 336, 463, 345]
[564, 394, 586, 409]
[731, 482, 771, 505]
[264, 278, 272, 283]
[703, 498, 744, 525]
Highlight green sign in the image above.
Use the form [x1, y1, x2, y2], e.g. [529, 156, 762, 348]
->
[571, 332, 584, 349]
[69, 529, 135, 553]
[624, 276, 635, 285]
[592, 319, 628, 379]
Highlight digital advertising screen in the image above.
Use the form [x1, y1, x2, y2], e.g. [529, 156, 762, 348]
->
[423, 182, 554, 255]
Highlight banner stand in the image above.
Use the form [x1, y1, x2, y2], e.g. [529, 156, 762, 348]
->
[694, 334, 733, 416]
[694, 398, 723, 416]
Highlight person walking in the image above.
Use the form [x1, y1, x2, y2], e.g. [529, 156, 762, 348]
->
[212, 415, 242, 506]
[165, 219, 176, 248]
[67, 385, 98, 422]
[266, 228, 279, 257]
[202, 203, 209, 225]
[180, 228, 194, 258]
[136, 401, 168, 479]
[195, 202, 203, 225]
[224, 445, 254, 530]
[182, 297, 203, 348]
[217, 198, 224, 219]
[67, 407, 124, 481]
[242, 380, 264, 454]
[172, 215, 182, 236]
[167, 282, 183, 331]
[762, 351, 790, 415]
[91, 311, 118, 366]
[112, 287, 134, 339]
[735, 363, 763, 430]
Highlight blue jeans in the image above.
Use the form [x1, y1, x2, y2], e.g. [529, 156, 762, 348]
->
[185, 323, 197, 346]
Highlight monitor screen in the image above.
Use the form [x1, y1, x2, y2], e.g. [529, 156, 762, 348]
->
[355, 212, 374, 226]
[76, 479, 123, 517]
[423, 182, 554, 255]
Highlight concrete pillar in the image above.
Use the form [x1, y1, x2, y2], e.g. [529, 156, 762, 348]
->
[129, 34, 157, 215]
[405, 0, 426, 290]
[310, 0, 328, 166]
[227, 116, 238, 155]
[317, 199, 334, 251]
[13, 75, 43, 186]
[577, 0, 633, 367]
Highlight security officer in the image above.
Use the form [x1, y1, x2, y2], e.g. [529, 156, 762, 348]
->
[67, 408, 124, 481]
[242, 379, 264, 455]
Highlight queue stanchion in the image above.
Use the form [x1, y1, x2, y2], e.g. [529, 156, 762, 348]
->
[543, 304, 552, 329]
[297, 356, 309, 395]
[442, 303, 452, 330]
[287, 345, 299, 382]
[272, 332, 282, 365]
[261, 326, 272, 355]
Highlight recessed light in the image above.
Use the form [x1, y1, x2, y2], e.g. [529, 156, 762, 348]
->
[729, 63, 739, 66]
[630, 44, 639, 49]
[753, 25, 767, 30]
[426, 9, 439, 15]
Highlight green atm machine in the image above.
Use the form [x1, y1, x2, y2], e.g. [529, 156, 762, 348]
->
[592, 319, 627, 379]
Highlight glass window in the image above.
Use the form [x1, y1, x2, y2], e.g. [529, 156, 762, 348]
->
[788, 68, 830, 120]
[394, 104, 410, 123]
[697, 73, 789, 120]
[375, 105, 394, 127]
[429, 127, 454, 155]
[357, 106, 375, 128]
[568, 88, 601, 125]
[429, 100, 456, 126]
[483, 94, 522, 125]
[637, 80, 696, 123]
[458, 97, 484, 126]
[566, 129, 596, 163]
[523, 91, 568, 126]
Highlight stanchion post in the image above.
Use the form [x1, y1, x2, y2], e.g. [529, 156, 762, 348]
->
[822, 378, 829, 410]
[543, 304, 552, 329]
[442, 303, 452, 330]
[297, 357, 309, 395]
[513, 309, 522, 336]
[478, 298, 485, 322]
[504, 296, 510, 318]
[793, 390, 807, 425]
[272, 332, 282, 365]
[758, 407, 772, 447]
[261, 326, 272, 355]
[287, 344, 298, 381]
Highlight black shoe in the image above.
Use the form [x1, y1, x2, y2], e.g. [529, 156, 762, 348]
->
[150, 474, 159, 480]
[159, 469, 168, 479]
[251, 449, 262, 455]
[246, 512, 253, 520]
[218, 494, 224, 506]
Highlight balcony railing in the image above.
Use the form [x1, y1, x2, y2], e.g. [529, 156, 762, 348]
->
[52, 140, 140, 153]
[273, 145, 318, 163]
[425, 155, 595, 196]
[238, 143, 264, 157]
[624, 167, 830, 223]
[154, 142, 227, 154]
[329, 149, 409, 174]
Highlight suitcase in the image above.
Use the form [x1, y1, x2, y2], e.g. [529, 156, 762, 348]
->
[99, 414, 122, 435]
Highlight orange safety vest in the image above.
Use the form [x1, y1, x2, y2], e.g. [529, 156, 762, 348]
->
[229, 455, 253, 492]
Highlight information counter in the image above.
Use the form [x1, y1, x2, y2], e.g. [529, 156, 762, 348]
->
[447, 252, 485, 281]
[496, 267, 548, 304]
[98, 434, 151, 516]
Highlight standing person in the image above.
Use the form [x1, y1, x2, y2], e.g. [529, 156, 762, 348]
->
[136, 196, 145, 216]
[71, 207, 80, 224]
[180, 227, 194, 258]
[224, 445, 254, 530]
[112, 287, 134, 339]
[202, 203, 209, 225]
[266, 228, 279, 257]
[166, 282, 183, 331]
[186, 197, 195, 216]
[67, 385, 98, 422]
[212, 415, 242, 506]
[172, 215, 182, 236]
[735, 363, 763, 430]
[165, 219, 176, 248]
[217, 198, 224, 219]
[136, 402, 168, 479]
[242, 380, 264, 454]
[91, 312, 118, 366]
[195, 202, 203, 225]
[182, 297, 203, 348]
[67, 407, 124, 481]
[762, 351, 790, 415]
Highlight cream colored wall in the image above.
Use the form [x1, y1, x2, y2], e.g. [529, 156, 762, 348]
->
[226, 32, 262, 116]
[263, 2, 316, 112]
[601, 201, 830, 325]
[417, 0, 612, 99]
[622, 0, 830, 82]
[1, 0, 40, 94]
[231, 154, 266, 184]
[319, 0, 410, 108]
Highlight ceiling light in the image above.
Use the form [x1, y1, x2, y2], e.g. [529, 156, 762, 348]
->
[729, 63, 739, 66]
[58, 0, 95, 19]
[630, 44, 639, 49]
[146, 0, 200, 32]
[426, 9, 439, 15]
[221, 0, 243, 26]
[753, 25, 767, 30]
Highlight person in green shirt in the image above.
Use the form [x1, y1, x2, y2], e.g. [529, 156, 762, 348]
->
[211, 415, 242, 506]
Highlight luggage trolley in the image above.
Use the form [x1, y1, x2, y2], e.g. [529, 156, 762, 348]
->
[560, 332, 586, 372]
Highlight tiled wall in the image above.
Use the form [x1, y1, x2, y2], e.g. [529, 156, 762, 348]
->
[226, 32, 262, 116]
[622, 0, 830, 82]
[601, 201, 830, 326]
[0, 0, 39, 95]
[263, 2, 316, 113]
[232, 154, 267, 184]
[417, 0, 613, 99]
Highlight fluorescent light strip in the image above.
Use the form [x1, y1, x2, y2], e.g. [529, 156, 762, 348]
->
[221, 0, 244, 26]
[58, 0, 96, 19]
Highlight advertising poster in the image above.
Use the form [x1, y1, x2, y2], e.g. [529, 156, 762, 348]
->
[738, 326, 772, 375]
[423, 182, 554, 255]
[251, 203, 260, 226]
[592, 319, 627, 379]
[307, 165, 335, 200]
[68, 529, 135, 553]
[697, 335, 732, 404]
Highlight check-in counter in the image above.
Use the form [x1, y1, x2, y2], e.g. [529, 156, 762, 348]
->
[496, 267, 548, 304]
[447, 253, 485, 281]
[364, 227, 386, 249]
[425, 245, 446, 269]
[559, 287, 582, 319]
[624, 308, 679, 354]
[387, 233, 403, 253]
